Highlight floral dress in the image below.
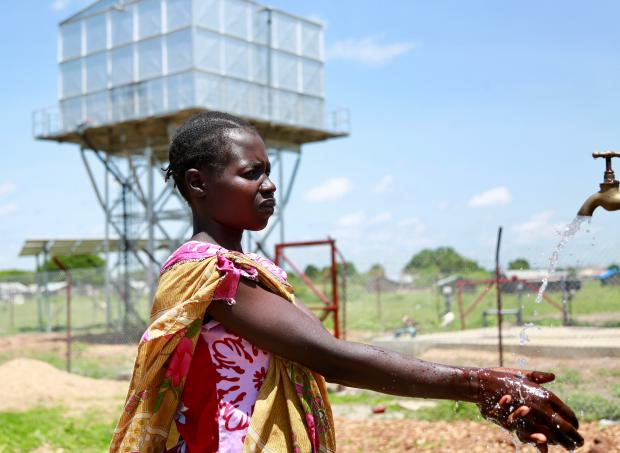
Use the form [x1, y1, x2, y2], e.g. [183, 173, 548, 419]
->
[164, 242, 287, 453]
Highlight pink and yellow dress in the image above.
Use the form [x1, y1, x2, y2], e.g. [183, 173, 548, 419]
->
[110, 241, 335, 453]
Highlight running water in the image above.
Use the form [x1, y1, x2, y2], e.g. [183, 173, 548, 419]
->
[518, 322, 536, 346]
[535, 216, 590, 304]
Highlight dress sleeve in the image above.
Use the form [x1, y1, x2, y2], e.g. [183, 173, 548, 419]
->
[212, 252, 259, 305]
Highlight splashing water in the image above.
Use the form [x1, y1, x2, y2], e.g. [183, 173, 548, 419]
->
[518, 322, 536, 346]
[535, 216, 589, 304]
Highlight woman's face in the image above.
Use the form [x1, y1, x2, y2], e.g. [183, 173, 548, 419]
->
[201, 128, 276, 231]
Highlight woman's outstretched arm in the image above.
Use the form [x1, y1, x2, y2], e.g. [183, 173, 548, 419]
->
[206, 279, 583, 452]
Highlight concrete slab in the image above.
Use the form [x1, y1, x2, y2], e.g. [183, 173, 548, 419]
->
[372, 326, 620, 358]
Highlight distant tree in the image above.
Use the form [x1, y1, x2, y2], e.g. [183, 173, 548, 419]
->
[339, 261, 357, 277]
[608, 264, 620, 272]
[304, 264, 319, 279]
[37, 254, 105, 271]
[403, 247, 480, 275]
[320, 262, 357, 278]
[368, 263, 386, 278]
[0, 269, 36, 284]
[508, 258, 530, 270]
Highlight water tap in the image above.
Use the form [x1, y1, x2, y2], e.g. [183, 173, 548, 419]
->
[577, 151, 620, 216]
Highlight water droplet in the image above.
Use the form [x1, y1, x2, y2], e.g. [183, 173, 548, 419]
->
[519, 322, 536, 345]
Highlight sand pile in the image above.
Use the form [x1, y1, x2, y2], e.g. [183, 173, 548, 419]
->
[0, 358, 128, 413]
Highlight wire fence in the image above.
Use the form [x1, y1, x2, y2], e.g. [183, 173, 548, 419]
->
[1, 267, 618, 379]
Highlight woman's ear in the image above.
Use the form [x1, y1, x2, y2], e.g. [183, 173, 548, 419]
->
[185, 168, 207, 198]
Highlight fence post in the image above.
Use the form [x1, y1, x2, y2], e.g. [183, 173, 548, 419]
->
[53, 257, 72, 373]
[561, 276, 569, 326]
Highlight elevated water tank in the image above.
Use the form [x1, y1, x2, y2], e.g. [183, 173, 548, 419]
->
[35, 0, 348, 153]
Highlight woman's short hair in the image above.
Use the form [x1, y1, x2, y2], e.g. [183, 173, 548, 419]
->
[165, 111, 255, 200]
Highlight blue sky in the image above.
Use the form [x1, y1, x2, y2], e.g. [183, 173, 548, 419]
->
[3, 0, 620, 275]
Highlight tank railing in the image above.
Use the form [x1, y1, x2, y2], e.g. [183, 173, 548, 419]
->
[33, 84, 350, 139]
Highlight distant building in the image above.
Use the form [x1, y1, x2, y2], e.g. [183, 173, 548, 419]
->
[503, 270, 580, 293]
[577, 267, 607, 280]
[596, 268, 620, 286]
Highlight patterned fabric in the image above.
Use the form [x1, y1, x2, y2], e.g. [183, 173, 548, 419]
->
[109, 242, 335, 453]
[172, 320, 270, 452]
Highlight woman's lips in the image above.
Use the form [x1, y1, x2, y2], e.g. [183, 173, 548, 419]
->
[258, 199, 276, 213]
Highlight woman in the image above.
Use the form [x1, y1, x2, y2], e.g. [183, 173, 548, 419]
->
[110, 112, 583, 453]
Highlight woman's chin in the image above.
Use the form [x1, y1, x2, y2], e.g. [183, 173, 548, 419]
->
[246, 220, 270, 232]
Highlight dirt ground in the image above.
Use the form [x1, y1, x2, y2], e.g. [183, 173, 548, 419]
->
[1, 333, 619, 452]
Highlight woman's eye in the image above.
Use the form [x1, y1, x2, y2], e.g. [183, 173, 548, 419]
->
[243, 169, 262, 179]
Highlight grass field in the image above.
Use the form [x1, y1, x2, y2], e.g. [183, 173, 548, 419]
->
[301, 277, 620, 335]
[0, 407, 117, 453]
[1, 276, 618, 336]
[0, 275, 618, 452]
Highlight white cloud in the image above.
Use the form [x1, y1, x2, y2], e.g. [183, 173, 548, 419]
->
[511, 211, 559, 243]
[336, 211, 366, 228]
[369, 211, 392, 224]
[304, 177, 352, 203]
[398, 217, 426, 234]
[468, 186, 512, 208]
[438, 201, 450, 211]
[0, 181, 16, 196]
[372, 175, 394, 193]
[327, 36, 416, 65]
[51, 0, 70, 11]
[0, 204, 17, 217]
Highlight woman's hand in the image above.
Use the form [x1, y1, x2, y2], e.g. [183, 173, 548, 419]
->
[475, 367, 583, 452]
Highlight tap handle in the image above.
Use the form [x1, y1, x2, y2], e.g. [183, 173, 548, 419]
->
[593, 151, 620, 159]
[593, 151, 620, 183]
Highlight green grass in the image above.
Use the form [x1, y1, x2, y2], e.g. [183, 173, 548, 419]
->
[552, 368, 583, 386]
[2, 275, 618, 336]
[0, 344, 135, 380]
[0, 293, 150, 336]
[0, 407, 115, 452]
[563, 393, 620, 421]
[414, 400, 482, 422]
[597, 367, 620, 378]
[330, 279, 620, 334]
[327, 391, 397, 406]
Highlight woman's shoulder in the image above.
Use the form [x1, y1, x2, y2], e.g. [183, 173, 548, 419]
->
[160, 241, 288, 283]
[160, 241, 225, 275]
[244, 252, 288, 282]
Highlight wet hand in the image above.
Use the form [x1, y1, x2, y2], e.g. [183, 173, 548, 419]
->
[475, 367, 583, 452]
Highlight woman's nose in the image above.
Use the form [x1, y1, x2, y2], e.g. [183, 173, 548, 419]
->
[260, 176, 276, 193]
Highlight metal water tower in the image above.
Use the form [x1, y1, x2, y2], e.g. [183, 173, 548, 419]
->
[33, 0, 349, 327]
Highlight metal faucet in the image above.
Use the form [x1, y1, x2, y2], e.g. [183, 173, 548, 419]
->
[577, 151, 620, 216]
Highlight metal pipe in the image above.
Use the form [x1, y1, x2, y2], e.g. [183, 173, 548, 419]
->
[330, 239, 339, 339]
[146, 146, 156, 309]
[53, 256, 72, 373]
[104, 155, 111, 330]
[457, 281, 465, 330]
[336, 247, 348, 341]
[495, 226, 504, 367]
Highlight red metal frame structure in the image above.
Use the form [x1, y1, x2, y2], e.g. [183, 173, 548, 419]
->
[456, 277, 563, 330]
[274, 239, 347, 339]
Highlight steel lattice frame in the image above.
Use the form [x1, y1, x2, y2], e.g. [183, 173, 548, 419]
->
[79, 140, 301, 329]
